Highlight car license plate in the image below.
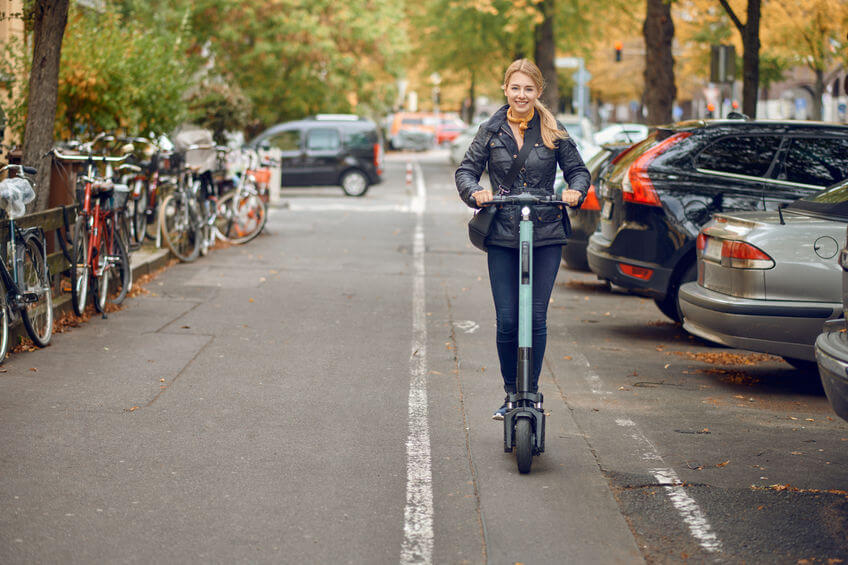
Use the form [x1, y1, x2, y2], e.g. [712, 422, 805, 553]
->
[602, 200, 613, 219]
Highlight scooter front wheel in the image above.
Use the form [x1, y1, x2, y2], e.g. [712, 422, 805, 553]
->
[515, 417, 533, 474]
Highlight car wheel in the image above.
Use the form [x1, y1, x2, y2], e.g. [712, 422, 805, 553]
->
[341, 169, 369, 197]
[654, 260, 697, 323]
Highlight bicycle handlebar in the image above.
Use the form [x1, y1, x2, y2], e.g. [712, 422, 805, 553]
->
[48, 148, 131, 163]
[0, 164, 37, 176]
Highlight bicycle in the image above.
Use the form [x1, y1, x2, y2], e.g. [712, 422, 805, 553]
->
[158, 154, 206, 262]
[212, 147, 268, 245]
[122, 136, 174, 247]
[51, 147, 132, 316]
[479, 193, 566, 474]
[0, 163, 53, 362]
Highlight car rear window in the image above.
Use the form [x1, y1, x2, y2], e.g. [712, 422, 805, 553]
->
[695, 135, 781, 177]
[344, 128, 377, 150]
[779, 137, 848, 187]
[787, 178, 848, 219]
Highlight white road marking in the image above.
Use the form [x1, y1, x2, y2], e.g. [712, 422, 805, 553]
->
[453, 320, 480, 334]
[566, 333, 722, 554]
[400, 162, 433, 564]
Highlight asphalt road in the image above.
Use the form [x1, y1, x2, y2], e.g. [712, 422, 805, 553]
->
[0, 149, 846, 564]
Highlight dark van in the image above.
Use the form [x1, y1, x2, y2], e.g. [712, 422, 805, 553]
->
[249, 114, 383, 196]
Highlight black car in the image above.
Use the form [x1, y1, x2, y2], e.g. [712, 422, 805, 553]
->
[557, 143, 633, 271]
[248, 114, 383, 196]
[587, 118, 848, 321]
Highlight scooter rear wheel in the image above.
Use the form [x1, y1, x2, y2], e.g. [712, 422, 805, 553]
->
[515, 417, 533, 474]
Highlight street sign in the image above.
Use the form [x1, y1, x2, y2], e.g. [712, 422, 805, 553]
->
[555, 57, 580, 69]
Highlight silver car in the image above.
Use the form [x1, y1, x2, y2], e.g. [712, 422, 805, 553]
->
[679, 178, 848, 369]
[815, 225, 848, 421]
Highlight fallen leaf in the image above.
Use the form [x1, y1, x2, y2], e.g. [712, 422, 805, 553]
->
[805, 418, 815, 422]
[562, 355, 572, 360]
[790, 451, 803, 455]
[29, 367, 37, 372]
[789, 417, 799, 421]
[716, 460, 730, 467]
[159, 378, 165, 383]
[181, 325, 190, 329]
[128, 406, 139, 412]
[664, 363, 670, 369]
[249, 298, 254, 303]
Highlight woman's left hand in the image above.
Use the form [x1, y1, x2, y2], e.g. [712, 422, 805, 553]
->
[561, 189, 582, 207]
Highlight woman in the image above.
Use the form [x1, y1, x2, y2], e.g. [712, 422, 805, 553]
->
[455, 59, 590, 420]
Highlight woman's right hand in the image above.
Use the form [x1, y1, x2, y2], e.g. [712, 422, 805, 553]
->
[472, 189, 493, 207]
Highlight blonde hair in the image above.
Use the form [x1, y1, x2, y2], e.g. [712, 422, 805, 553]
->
[503, 59, 567, 149]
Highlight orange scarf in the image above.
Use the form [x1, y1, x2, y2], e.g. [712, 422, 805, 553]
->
[506, 106, 535, 138]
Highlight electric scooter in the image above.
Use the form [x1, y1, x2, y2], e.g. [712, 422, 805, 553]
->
[481, 193, 564, 474]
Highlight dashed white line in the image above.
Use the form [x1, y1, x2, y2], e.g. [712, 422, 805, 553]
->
[400, 163, 433, 565]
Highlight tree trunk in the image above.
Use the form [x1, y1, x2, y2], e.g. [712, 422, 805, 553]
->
[22, 0, 70, 212]
[534, 0, 558, 113]
[812, 68, 824, 121]
[643, 0, 676, 125]
[467, 71, 476, 124]
[719, 0, 760, 119]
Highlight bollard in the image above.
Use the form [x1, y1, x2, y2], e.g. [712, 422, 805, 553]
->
[406, 162, 413, 186]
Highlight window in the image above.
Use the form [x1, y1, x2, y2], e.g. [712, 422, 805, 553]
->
[267, 130, 301, 151]
[306, 128, 341, 151]
[696, 136, 782, 178]
[780, 137, 848, 187]
[344, 129, 376, 150]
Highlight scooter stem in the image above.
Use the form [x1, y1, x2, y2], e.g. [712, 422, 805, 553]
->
[517, 205, 533, 394]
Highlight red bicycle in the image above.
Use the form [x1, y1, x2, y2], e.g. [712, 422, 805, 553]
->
[53, 148, 132, 316]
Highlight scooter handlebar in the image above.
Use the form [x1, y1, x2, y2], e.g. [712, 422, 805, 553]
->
[479, 193, 562, 206]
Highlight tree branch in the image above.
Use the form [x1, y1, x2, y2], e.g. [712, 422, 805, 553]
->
[718, 0, 745, 34]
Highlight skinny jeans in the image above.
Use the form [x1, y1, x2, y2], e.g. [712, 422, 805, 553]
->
[487, 244, 562, 394]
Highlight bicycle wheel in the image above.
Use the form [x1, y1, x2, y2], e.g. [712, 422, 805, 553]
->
[130, 179, 149, 247]
[159, 192, 200, 262]
[20, 235, 53, 347]
[0, 277, 9, 363]
[515, 417, 533, 474]
[70, 216, 90, 316]
[92, 227, 109, 314]
[215, 190, 267, 244]
[110, 230, 131, 305]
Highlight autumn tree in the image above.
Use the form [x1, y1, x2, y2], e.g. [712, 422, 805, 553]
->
[766, 0, 848, 120]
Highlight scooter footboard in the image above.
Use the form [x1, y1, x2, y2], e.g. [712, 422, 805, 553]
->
[503, 408, 545, 454]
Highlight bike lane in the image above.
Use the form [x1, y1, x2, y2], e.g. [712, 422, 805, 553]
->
[417, 154, 644, 564]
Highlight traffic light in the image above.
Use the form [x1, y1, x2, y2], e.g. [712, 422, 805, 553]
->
[614, 41, 622, 62]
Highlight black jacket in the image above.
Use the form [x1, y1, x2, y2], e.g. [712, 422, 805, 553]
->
[455, 105, 591, 248]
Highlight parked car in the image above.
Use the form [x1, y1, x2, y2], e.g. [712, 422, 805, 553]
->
[248, 114, 383, 197]
[679, 177, 848, 370]
[557, 143, 633, 270]
[387, 112, 442, 150]
[436, 118, 467, 145]
[587, 118, 848, 321]
[815, 225, 848, 421]
[593, 123, 649, 146]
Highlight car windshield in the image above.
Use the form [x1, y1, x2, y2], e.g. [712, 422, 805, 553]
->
[787, 178, 848, 219]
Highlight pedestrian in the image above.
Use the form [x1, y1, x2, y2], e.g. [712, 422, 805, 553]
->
[455, 58, 591, 420]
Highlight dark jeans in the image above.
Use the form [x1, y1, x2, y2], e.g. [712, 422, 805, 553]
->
[487, 244, 562, 394]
